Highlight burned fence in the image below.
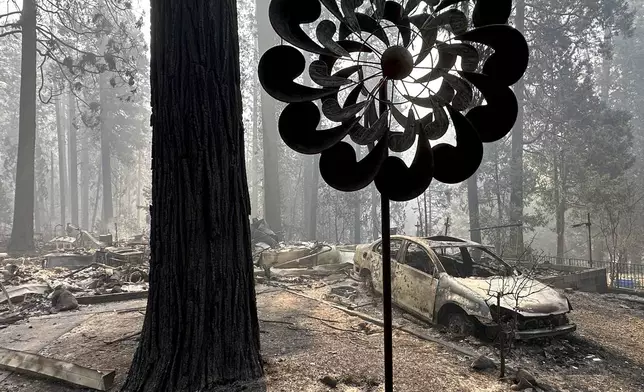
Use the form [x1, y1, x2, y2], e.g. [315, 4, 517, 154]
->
[510, 255, 644, 291]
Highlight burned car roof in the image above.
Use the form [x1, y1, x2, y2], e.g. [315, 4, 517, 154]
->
[382, 235, 495, 250]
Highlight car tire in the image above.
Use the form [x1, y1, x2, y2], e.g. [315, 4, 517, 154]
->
[446, 311, 475, 337]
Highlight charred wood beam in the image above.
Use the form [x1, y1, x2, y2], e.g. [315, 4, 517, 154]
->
[0, 347, 115, 391]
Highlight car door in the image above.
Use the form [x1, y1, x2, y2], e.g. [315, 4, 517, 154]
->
[393, 240, 440, 322]
[368, 238, 404, 294]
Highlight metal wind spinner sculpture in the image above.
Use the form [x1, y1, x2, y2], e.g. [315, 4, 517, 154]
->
[258, 0, 528, 389]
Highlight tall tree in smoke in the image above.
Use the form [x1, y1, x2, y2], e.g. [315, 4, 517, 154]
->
[8, 0, 37, 252]
[256, 0, 282, 238]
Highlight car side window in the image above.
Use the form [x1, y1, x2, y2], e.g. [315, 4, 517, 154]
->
[403, 242, 435, 275]
[374, 239, 403, 262]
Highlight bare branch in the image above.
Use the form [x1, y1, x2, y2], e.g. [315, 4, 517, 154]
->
[0, 29, 20, 38]
[0, 10, 21, 20]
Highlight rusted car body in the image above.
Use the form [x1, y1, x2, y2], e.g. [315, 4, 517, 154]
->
[353, 235, 576, 339]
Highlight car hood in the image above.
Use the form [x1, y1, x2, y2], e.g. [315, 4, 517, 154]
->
[453, 276, 571, 317]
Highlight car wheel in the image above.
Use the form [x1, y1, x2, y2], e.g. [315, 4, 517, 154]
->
[446, 311, 475, 337]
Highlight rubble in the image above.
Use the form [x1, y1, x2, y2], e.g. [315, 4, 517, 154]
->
[0, 283, 50, 304]
[2, 263, 18, 280]
[43, 252, 95, 268]
[0, 239, 150, 323]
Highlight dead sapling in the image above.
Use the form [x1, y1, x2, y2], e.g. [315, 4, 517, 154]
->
[485, 242, 549, 380]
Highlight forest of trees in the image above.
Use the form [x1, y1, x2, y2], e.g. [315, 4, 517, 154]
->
[1, 0, 644, 265]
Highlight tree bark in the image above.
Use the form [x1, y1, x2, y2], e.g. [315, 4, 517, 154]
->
[99, 73, 113, 233]
[509, 0, 525, 257]
[55, 98, 68, 227]
[81, 129, 90, 230]
[121, 1, 263, 391]
[8, 0, 37, 252]
[257, 0, 282, 238]
[467, 173, 482, 244]
[68, 91, 79, 226]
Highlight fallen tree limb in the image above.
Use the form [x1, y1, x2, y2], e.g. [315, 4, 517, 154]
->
[76, 291, 148, 305]
[282, 289, 533, 382]
[320, 321, 360, 333]
[0, 346, 115, 391]
[305, 315, 340, 323]
[259, 319, 295, 326]
[116, 306, 147, 314]
[0, 313, 23, 325]
[283, 289, 480, 358]
[255, 288, 282, 295]
[105, 331, 141, 345]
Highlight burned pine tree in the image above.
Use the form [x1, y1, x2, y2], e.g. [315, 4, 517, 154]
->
[121, 1, 263, 391]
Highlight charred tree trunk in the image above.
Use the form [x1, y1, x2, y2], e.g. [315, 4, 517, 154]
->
[302, 157, 312, 233]
[601, 27, 612, 103]
[554, 152, 566, 260]
[494, 145, 504, 254]
[121, 1, 263, 391]
[50, 151, 55, 229]
[250, 78, 259, 218]
[257, 0, 282, 238]
[68, 91, 79, 226]
[81, 130, 90, 230]
[8, 0, 37, 252]
[301, 53, 313, 236]
[371, 184, 379, 240]
[91, 164, 101, 232]
[301, 52, 318, 241]
[509, 0, 525, 256]
[467, 173, 482, 244]
[34, 170, 40, 234]
[250, 35, 260, 218]
[55, 98, 68, 227]
[353, 146, 362, 244]
[114, 170, 120, 223]
[557, 152, 567, 261]
[99, 74, 113, 233]
[137, 151, 142, 230]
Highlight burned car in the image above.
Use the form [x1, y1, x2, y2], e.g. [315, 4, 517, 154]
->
[353, 235, 576, 339]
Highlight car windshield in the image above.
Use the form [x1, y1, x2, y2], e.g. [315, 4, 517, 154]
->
[432, 245, 514, 278]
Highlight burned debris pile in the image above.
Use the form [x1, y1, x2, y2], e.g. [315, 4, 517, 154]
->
[0, 233, 149, 328]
